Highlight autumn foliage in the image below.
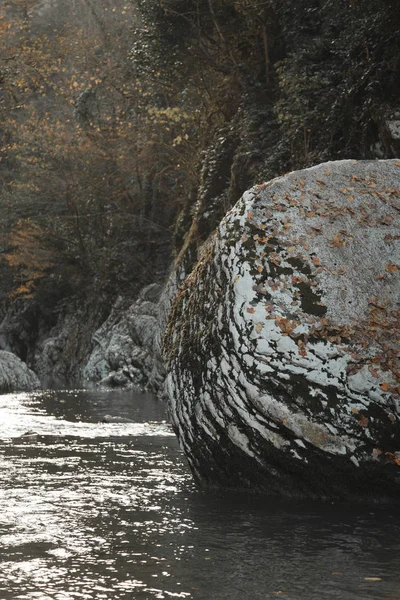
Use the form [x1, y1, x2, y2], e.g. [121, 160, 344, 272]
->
[0, 0, 194, 303]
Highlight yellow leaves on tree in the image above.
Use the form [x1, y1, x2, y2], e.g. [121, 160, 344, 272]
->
[3, 220, 53, 298]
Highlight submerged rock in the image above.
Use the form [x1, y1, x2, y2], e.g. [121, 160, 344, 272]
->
[12, 431, 39, 443]
[164, 159, 400, 500]
[0, 351, 40, 393]
[101, 415, 135, 423]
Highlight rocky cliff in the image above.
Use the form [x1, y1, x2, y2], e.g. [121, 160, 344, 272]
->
[163, 159, 400, 499]
[83, 284, 165, 392]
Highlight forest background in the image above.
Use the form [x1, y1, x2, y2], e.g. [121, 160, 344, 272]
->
[0, 0, 399, 367]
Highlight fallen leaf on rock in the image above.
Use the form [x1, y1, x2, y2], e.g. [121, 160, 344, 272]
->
[257, 266, 263, 273]
[380, 382, 390, 391]
[312, 256, 320, 266]
[255, 322, 263, 333]
[328, 233, 345, 247]
[276, 318, 297, 334]
[368, 366, 380, 378]
[269, 253, 282, 266]
[291, 275, 303, 284]
[385, 262, 398, 273]
[368, 296, 385, 309]
[372, 448, 382, 458]
[385, 452, 400, 466]
[380, 214, 394, 225]
[359, 415, 369, 428]
[246, 307, 255, 314]
[298, 339, 307, 356]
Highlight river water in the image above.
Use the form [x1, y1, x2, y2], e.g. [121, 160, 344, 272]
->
[0, 389, 399, 600]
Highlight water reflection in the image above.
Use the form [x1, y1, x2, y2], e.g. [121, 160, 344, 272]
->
[0, 390, 399, 600]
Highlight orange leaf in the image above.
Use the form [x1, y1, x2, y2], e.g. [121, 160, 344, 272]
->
[328, 233, 345, 247]
[385, 262, 398, 273]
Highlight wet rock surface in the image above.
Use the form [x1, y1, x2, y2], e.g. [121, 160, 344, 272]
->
[0, 350, 40, 392]
[164, 159, 400, 499]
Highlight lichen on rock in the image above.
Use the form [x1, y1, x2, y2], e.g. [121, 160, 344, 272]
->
[163, 159, 400, 499]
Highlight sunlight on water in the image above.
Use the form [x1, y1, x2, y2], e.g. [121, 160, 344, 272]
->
[0, 390, 175, 439]
[0, 389, 195, 600]
[0, 389, 399, 600]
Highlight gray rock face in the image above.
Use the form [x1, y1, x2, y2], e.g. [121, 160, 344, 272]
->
[163, 160, 400, 499]
[83, 284, 165, 391]
[0, 351, 40, 393]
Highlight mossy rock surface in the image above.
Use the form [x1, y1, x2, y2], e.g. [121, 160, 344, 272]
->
[164, 159, 400, 500]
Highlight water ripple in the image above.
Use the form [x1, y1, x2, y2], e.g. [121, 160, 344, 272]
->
[0, 390, 399, 600]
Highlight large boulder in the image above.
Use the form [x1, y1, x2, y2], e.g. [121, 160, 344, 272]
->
[163, 159, 400, 500]
[0, 351, 40, 393]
